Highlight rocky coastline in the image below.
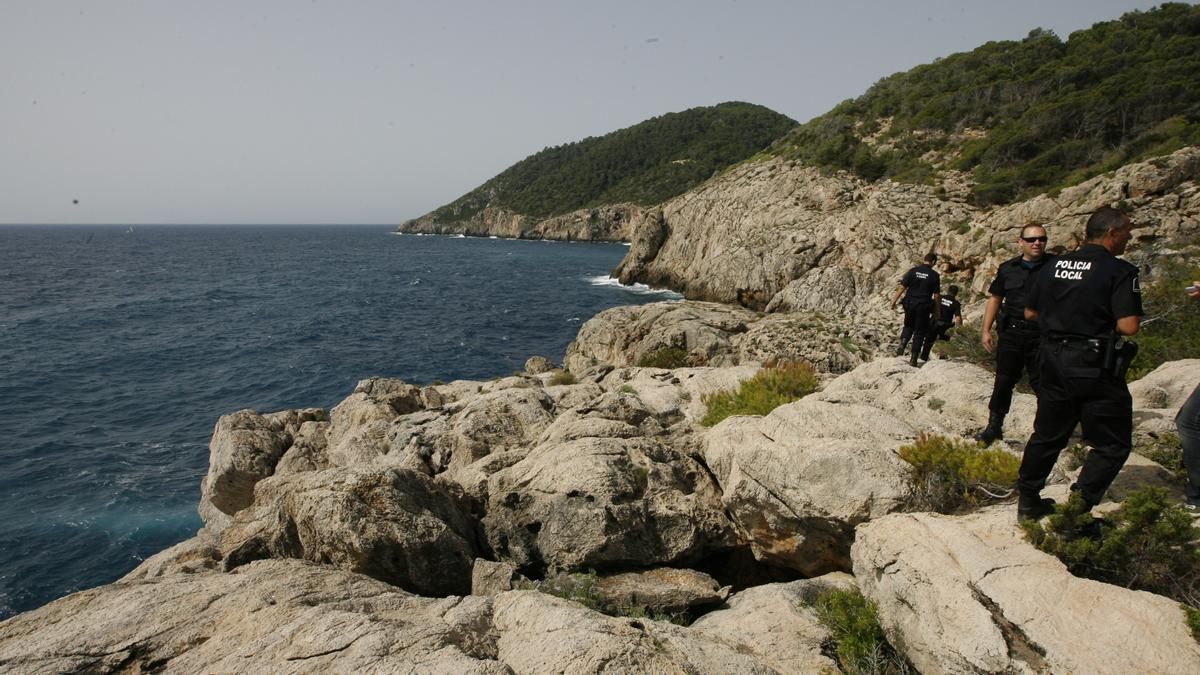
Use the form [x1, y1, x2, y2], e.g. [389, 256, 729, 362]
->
[397, 203, 649, 242]
[4, 148, 1200, 672]
[2, 295, 1199, 671]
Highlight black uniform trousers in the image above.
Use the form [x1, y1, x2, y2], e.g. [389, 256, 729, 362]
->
[1017, 340, 1132, 506]
[898, 300, 933, 358]
[987, 322, 1042, 416]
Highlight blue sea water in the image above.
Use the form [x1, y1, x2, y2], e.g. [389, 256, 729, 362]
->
[0, 224, 679, 620]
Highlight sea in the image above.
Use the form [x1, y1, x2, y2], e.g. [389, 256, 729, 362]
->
[0, 224, 680, 620]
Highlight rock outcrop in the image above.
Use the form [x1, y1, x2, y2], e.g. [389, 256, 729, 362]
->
[614, 147, 1200, 324]
[5, 354, 1200, 672]
[853, 508, 1200, 674]
[398, 203, 648, 241]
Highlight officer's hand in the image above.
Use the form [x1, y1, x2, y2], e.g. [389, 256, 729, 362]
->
[1189, 280, 1200, 300]
[982, 330, 995, 353]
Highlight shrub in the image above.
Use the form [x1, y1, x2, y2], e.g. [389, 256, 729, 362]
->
[517, 571, 603, 611]
[1022, 488, 1200, 610]
[700, 360, 819, 427]
[548, 370, 578, 386]
[1136, 432, 1186, 485]
[934, 323, 994, 371]
[1128, 257, 1200, 381]
[898, 432, 1020, 513]
[813, 588, 911, 675]
[637, 347, 689, 369]
[618, 384, 638, 395]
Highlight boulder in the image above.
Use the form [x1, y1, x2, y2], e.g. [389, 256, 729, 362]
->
[1131, 359, 1200, 411]
[483, 436, 737, 574]
[564, 301, 757, 373]
[218, 466, 479, 597]
[591, 567, 727, 615]
[523, 355, 557, 374]
[852, 509, 1200, 674]
[598, 364, 761, 423]
[198, 407, 326, 532]
[0, 559, 509, 673]
[690, 573, 856, 674]
[471, 559, 518, 597]
[703, 397, 911, 575]
[491, 590, 775, 673]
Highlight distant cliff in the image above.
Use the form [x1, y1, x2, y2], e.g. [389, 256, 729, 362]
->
[397, 102, 796, 240]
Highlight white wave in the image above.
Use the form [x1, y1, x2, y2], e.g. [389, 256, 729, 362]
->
[489, 235, 499, 239]
[585, 275, 683, 298]
[453, 234, 466, 238]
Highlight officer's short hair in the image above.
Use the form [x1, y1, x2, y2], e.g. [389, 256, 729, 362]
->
[923, 252, 938, 264]
[948, 284, 959, 296]
[1085, 206, 1129, 240]
[1019, 223, 1046, 238]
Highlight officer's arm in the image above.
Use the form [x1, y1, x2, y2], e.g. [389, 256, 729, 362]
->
[1116, 315, 1140, 336]
[932, 293, 941, 320]
[981, 296, 1001, 351]
[1024, 307, 1039, 321]
[891, 285, 905, 308]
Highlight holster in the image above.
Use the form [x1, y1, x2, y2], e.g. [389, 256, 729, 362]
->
[1102, 335, 1139, 380]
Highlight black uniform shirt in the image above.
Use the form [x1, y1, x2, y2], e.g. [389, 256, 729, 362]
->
[900, 264, 941, 304]
[987, 254, 1057, 320]
[1027, 244, 1143, 339]
[936, 296, 961, 326]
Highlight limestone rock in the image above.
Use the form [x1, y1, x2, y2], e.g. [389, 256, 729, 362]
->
[523, 355, 556, 374]
[564, 301, 757, 373]
[218, 466, 479, 597]
[198, 407, 326, 532]
[120, 533, 221, 581]
[273, 420, 331, 475]
[853, 509, 1200, 674]
[398, 203, 647, 242]
[0, 559, 509, 673]
[591, 567, 726, 615]
[491, 590, 775, 674]
[1130, 358, 1200, 411]
[472, 559, 519, 597]
[483, 436, 737, 574]
[690, 574, 856, 674]
[598, 364, 762, 423]
[703, 397, 911, 575]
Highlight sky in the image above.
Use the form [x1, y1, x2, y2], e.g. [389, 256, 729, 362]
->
[0, 0, 1171, 225]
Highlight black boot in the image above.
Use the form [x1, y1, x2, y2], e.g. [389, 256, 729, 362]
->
[973, 411, 1005, 445]
[1017, 493, 1056, 521]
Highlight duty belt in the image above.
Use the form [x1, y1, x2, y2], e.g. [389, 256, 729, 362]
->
[1004, 316, 1037, 330]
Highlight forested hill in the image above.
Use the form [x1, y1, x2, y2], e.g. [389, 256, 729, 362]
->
[772, 2, 1200, 206]
[420, 102, 796, 223]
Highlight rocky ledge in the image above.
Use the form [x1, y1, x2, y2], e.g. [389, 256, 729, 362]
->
[3, 314, 1198, 672]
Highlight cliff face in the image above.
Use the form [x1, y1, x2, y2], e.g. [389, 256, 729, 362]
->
[615, 147, 1200, 314]
[398, 203, 649, 241]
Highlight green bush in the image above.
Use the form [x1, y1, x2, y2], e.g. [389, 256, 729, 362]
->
[548, 370, 578, 386]
[517, 571, 603, 611]
[1128, 257, 1200, 381]
[813, 588, 911, 675]
[1022, 488, 1200, 610]
[1136, 432, 1186, 485]
[898, 432, 1020, 513]
[637, 347, 690, 369]
[933, 323, 994, 371]
[700, 361, 819, 427]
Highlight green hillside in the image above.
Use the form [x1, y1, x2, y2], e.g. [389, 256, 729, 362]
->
[424, 102, 796, 222]
[772, 2, 1200, 205]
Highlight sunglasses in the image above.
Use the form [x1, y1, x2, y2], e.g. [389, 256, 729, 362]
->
[1021, 236, 1048, 243]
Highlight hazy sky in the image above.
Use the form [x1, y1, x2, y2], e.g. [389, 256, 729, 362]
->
[1, 0, 1169, 225]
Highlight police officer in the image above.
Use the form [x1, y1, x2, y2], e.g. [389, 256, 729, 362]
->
[891, 252, 941, 368]
[974, 224, 1057, 444]
[1016, 206, 1143, 524]
[921, 284, 963, 360]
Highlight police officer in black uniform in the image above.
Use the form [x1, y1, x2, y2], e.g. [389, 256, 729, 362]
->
[974, 224, 1057, 444]
[923, 284, 963, 359]
[891, 252, 941, 368]
[1016, 206, 1143, 524]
